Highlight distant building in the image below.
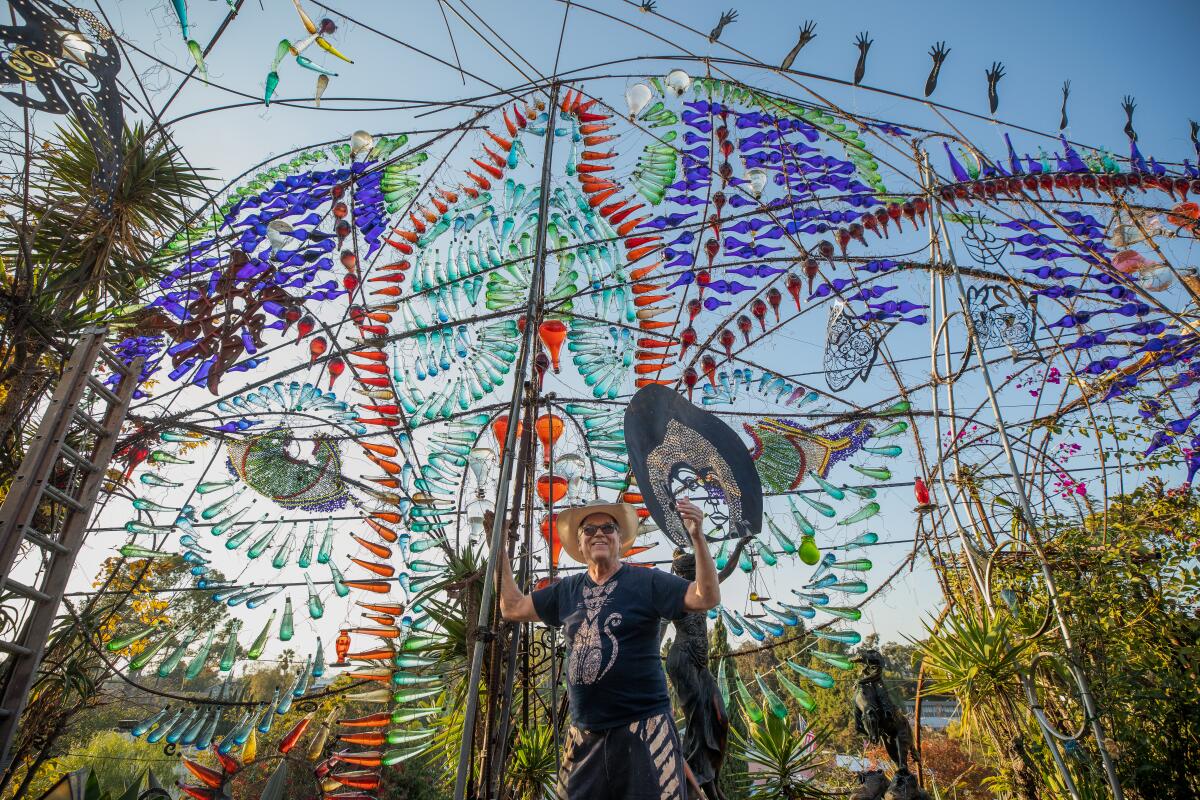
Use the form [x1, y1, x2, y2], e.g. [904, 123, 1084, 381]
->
[906, 696, 960, 730]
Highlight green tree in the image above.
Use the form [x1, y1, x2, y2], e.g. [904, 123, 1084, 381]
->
[33, 731, 176, 798]
[1, 557, 230, 798]
[919, 483, 1200, 799]
[0, 114, 207, 473]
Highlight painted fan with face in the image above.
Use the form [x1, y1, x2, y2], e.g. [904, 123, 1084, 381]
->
[624, 384, 763, 547]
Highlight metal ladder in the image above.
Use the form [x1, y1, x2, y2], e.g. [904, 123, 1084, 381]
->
[0, 327, 143, 770]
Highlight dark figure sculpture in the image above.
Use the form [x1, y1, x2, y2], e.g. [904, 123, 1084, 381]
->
[852, 649, 919, 772]
[666, 551, 728, 800]
[665, 541, 750, 800]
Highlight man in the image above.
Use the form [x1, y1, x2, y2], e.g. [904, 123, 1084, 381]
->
[498, 497, 720, 800]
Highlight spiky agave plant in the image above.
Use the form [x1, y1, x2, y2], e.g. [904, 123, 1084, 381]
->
[730, 707, 832, 800]
[505, 724, 558, 800]
[913, 607, 1031, 733]
[0, 113, 207, 469]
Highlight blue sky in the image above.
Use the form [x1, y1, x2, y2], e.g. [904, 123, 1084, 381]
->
[105, 0, 1200, 181]
[69, 0, 1200, 649]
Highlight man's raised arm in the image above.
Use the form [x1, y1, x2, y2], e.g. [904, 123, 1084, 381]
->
[491, 511, 540, 622]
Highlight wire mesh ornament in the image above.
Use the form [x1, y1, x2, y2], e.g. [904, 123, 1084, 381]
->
[960, 212, 1011, 267]
[226, 427, 350, 512]
[823, 300, 892, 392]
[966, 283, 1038, 359]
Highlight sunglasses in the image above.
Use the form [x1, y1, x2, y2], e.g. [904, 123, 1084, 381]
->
[581, 523, 619, 538]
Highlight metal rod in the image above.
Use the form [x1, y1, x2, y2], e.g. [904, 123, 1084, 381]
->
[924, 151, 1123, 800]
[919, 152, 1081, 800]
[453, 81, 560, 800]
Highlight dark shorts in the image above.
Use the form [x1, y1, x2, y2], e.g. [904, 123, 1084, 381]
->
[556, 712, 688, 800]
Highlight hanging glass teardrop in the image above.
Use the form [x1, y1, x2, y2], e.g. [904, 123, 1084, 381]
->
[786, 660, 835, 689]
[247, 611, 276, 659]
[318, 521, 334, 564]
[838, 503, 881, 526]
[798, 534, 820, 566]
[775, 670, 816, 712]
[299, 523, 316, 568]
[756, 674, 788, 720]
[280, 596, 295, 641]
[184, 629, 217, 681]
[219, 620, 242, 671]
[305, 575, 325, 619]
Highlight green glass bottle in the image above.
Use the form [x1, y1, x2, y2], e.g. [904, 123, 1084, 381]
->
[851, 465, 891, 481]
[272, 527, 296, 569]
[813, 628, 862, 645]
[211, 505, 250, 537]
[808, 471, 845, 500]
[796, 493, 835, 518]
[140, 473, 182, 488]
[811, 650, 854, 671]
[786, 497, 815, 535]
[716, 655, 730, 710]
[279, 596, 294, 641]
[312, 638, 326, 678]
[119, 544, 174, 559]
[820, 606, 863, 622]
[317, 522, 333, 564]
[298, 524, 315, 569]
[775, 670, 816, 712]
[148, 450, 192, 465]
[219, 620, 243, 672]
[157, 629, 198, 678]
[226, 515, 266, 550]
[765, 517, 796, 554]
[304, 575, 324, 620]
[107, 621, 162, 652]
[756, 675, 788, 720]
[324, 560, 348, 597]
[838, 503, 881, 526]
[248, 520, 281, 559]
[247, 611, 276, 659]
[184, 629, 216, 681]
[734, 674, 764, 724]
[132, 498, 177, 514]
[130, 626, 174, 671]
[786, 660, 834, 689]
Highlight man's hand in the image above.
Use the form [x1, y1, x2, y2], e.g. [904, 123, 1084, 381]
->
[678, 498, 721, 612]
[676, 498, 705, 541]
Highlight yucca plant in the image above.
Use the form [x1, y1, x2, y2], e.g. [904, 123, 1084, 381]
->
[730, 707, 832, 799]
[0, 113, 207, 469]
[504, 724, 558, 800]
[914, 607, 1031, 733]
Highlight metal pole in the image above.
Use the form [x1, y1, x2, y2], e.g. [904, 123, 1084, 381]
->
[453, 81, 560, 800]
[923, 151, 1123, 800]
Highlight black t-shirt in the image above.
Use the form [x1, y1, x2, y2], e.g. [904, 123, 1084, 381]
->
[531, 563, 691, 730]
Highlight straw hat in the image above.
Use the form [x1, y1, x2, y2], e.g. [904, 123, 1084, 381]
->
[556, 500, 639, 564]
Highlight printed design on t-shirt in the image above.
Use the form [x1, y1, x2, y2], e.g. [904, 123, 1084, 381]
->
[568, 578, 622, 685]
